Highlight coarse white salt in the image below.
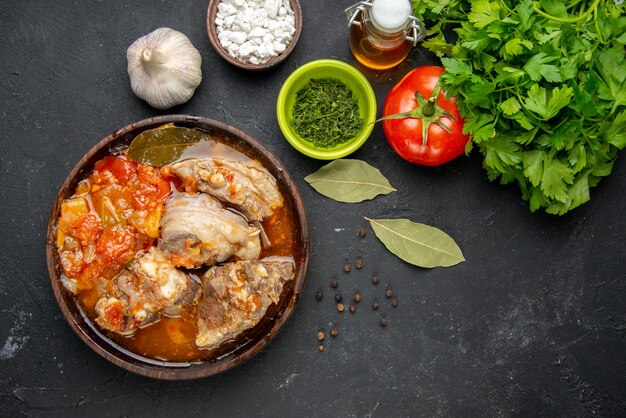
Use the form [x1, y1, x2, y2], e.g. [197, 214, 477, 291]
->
[215, 0, 296, 64]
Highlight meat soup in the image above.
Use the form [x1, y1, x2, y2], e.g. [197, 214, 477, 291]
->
[55, 132, 299, 362]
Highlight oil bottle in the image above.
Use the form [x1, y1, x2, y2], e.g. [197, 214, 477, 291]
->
[345, 0, 425, 70]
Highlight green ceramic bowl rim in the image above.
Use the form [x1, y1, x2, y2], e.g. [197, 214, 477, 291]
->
[276, 59, 377, 160]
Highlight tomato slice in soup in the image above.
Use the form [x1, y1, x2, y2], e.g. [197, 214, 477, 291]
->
[92, 156, 137, 185]
[96, 225, 136, 261]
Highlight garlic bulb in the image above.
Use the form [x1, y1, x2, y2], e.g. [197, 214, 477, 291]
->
[127, 28, 202, 109]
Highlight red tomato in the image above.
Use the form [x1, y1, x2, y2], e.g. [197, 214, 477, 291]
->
[93, 156, 137, 185]
[382, 66, 469, 166]
[60, 248, 85, 277]
[134, 165, 171, 209]
[68, 213, 101, 245]
[103, 300, 124, 329]
[96, 225, 135, 261]
[77, 258, 104, 290]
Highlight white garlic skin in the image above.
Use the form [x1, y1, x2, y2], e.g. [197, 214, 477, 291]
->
[127, 27, 202, 110]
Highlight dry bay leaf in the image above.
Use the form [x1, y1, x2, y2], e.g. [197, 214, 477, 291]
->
[365, 217, 465, 268]
[127, 125, 210, 166]
[304, 159, 396, 203]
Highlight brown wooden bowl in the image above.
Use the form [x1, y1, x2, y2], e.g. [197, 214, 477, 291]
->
[46, 115, 310, 380]
[207, 0, 302, 71]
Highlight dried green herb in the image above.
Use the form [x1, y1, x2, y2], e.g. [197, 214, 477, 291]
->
[291, 78, 363, 148]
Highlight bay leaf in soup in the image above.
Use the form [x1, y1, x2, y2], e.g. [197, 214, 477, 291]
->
[365, 217, 465, 268]
[127, 125, 211, 166]
[304, 159, 396, 203]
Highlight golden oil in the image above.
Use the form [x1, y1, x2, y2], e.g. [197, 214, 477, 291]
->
[346, 0, 424, 70]
[349, 11, 413, 70]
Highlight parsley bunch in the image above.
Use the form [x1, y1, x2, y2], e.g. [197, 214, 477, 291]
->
[413, 0, 626, 214]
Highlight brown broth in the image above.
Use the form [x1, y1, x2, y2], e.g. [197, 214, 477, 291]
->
[71, 133, 299, 362]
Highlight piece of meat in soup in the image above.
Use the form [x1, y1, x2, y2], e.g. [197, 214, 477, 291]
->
[196, 258, 295, 349]
[95, 247, 201, 335]
[159, 193, 261, 269]
[169, 157, 283, 221]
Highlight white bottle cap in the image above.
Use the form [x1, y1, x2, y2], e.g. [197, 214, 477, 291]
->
[370, 0, 412, 33]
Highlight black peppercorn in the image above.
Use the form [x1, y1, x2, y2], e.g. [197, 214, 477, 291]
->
[349, 304, 357, 313]
[330, 327, 339, 337]
[358, 227, 366, 238]
[343, 263, 351, 273]
[353, 293, 361, 303]
[337, 303, 345, 312]
[391, 298, 398, 307]
[335, 293, 342, 303]
[372, 301, 379, 310]
[372, 275, 380, 285]
[380, 318, 389, 327]
[315, 290, 323, 301]
[354, 257, 363, 269]
[385, 288, 393, 298]
[330, 279, 338, 288]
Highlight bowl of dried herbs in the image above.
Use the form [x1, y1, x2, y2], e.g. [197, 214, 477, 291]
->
[276, 59, 376, 160]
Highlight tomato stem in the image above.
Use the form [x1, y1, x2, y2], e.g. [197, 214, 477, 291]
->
[533, 0, 600, 23]
[378, 82, 455, 146]
[422, 97, 436, 117]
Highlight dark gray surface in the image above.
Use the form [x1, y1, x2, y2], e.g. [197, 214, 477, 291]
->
[1, 0, 625, 416]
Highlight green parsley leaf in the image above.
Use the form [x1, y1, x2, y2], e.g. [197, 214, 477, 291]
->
[501, 38, 523, 58]
[591, 162, 614, 178]
[524, 84, 548, 118]
[539, 0, 568, 18]
[597, 48, 626, 111]
[559, 59, 578, 81]
[568, 144, 587, 173]
[545, 86, 574, 120]
[462, 113, 495, 142]
[441, 58, 473, 76]
[464, 81, 496, 108]
[515, 126, 539, 145]
[500, 97, 521, 115]
[528, 187, 545, 212]
[524, 84, 572, 120]
[602, 110, 626, 150]
[534, 29, 561, 45]
[468, 0, 501, 29]
[475, 51, 498, 72]
[523, 150, 545, 187]
[548, 119, 582, 151]
[481, 134, 522, 173]
[514, 113, 536, 130]
[516, 0, 535, 31]
[567, 174, 591, 211]
[421, 32, 453, 57]
[545, 173, 590, 215]
[523, 52, 562, 83]
[540, 158, 574, 203]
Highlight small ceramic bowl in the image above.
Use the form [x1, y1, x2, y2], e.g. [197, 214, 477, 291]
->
[46, 115, 310, 380]
[207, 0, 302, 71]
[276, 59, 377, 160]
